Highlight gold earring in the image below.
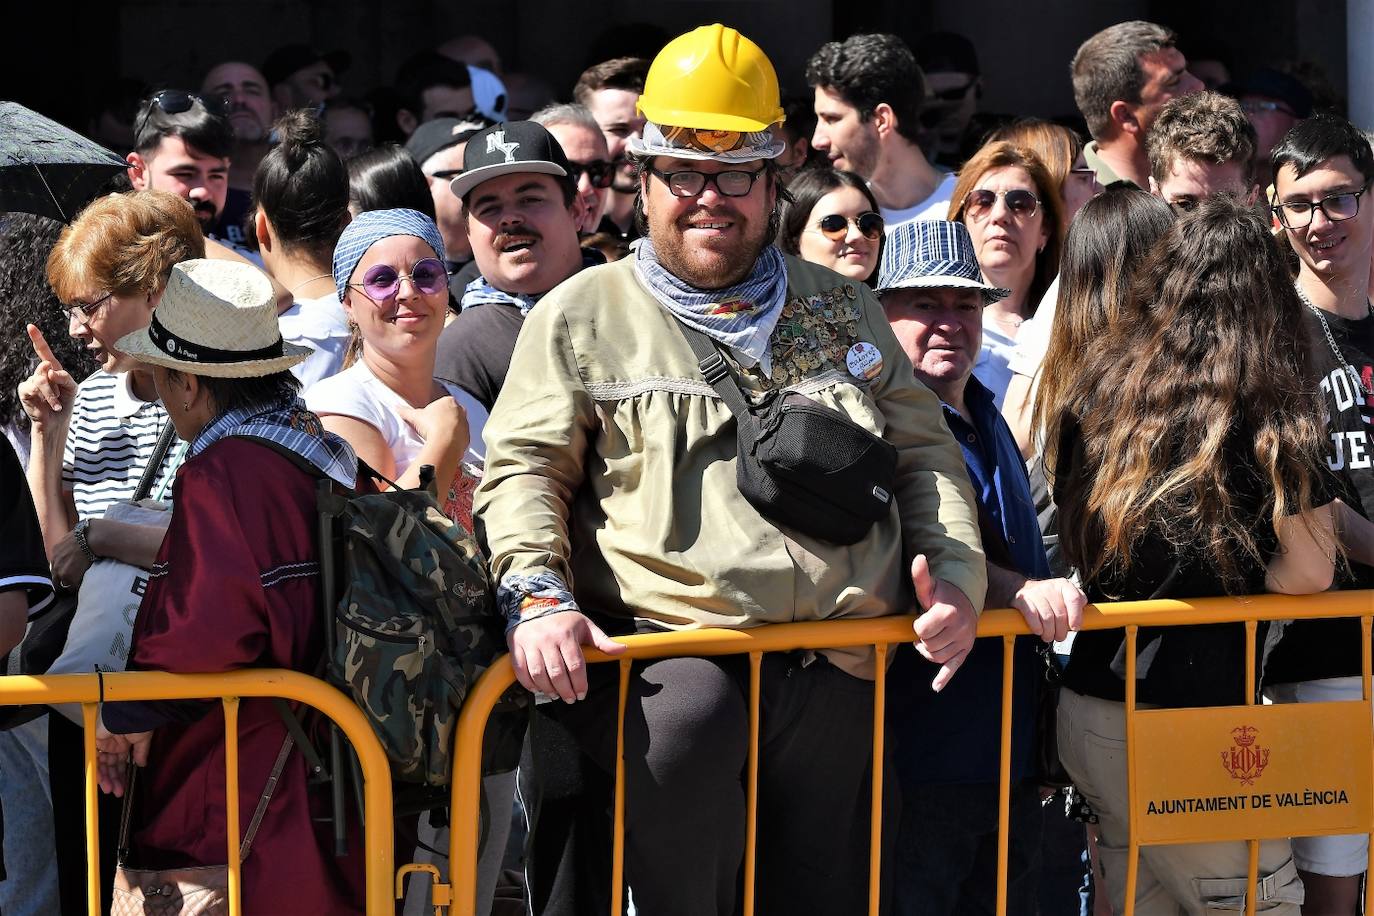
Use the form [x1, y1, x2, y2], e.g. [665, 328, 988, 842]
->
[182, 401, 190, 411]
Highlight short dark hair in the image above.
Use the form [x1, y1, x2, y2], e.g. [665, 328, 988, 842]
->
[805, 34, 925, 146]
[572, 57, 649, 106]
[346, 144, 436, 218]
[1271, 112, 1374, 187]
[396, 52, 473, 119]
[1147, 91, 1257, 184]
[1070, 21, 1178, 140]
[165, 368, 301, 418]
[253, 110, 351, 263]
[134, 93, 234, 160]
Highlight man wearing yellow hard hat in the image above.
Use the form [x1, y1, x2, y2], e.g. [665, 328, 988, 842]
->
[475, 24, 985, 913]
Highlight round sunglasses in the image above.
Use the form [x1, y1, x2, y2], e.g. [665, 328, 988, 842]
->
[963, 188, 1040, 220]
[349, 258, 448, 301]
[808, 211, 884, 242]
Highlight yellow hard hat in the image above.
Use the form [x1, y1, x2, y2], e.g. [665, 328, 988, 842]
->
[637, 24, 786, 134]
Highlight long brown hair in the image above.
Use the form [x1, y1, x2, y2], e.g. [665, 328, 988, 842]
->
[1050, 196, 1332, 590]
[1032, 186, 1174, 451]
[947, 141, 1063, 314]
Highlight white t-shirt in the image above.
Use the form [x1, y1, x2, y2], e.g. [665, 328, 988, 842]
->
[1006, 277, 1059, 381]
[879, 172, 959, 232]
[304, 360, 487, 472]
[280, 293, 351, 389]
[973, 324, 1018, 409]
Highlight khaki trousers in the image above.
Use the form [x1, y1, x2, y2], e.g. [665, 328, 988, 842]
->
[1057, 688, 1303, 915]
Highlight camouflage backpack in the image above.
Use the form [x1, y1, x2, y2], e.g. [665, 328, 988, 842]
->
[321, 483, 524, 785]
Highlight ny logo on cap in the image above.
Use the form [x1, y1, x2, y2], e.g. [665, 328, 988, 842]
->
[486, 130, 520, 163]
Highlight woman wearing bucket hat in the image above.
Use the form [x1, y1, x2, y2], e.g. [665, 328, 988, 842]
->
[93, 258, 366, 912]
[306, 207, 487, 528]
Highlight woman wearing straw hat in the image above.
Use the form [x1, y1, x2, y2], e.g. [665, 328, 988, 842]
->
[306, 207, 486, 527]
[92, 259, 365, 912]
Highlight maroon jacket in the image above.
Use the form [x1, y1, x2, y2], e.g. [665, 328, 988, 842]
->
[105, 438, 365, 914]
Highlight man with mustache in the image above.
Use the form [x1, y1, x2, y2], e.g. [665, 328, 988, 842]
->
[475, 25, 985, 913]
[434, 120, 588, 409]
[125, 92, 233, 243]
[200, 61, 275, 247]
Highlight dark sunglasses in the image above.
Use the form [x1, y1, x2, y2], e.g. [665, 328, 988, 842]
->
[813, 211, 884, 241]
[963, 188, 1040, 220]
[568, 160, 615, 189]
[349, 258, 448, 301]
[137, 89, 230, 134]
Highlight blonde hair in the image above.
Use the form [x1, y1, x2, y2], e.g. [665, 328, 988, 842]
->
[47, 190, 205, 302]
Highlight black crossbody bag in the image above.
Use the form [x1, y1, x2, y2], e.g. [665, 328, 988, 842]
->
[679, 325, 897, 545]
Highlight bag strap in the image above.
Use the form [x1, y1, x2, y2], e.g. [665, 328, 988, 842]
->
[676, 323, 760, 420]
[117, 732, 295, 865]
[131, 419, 178, 502]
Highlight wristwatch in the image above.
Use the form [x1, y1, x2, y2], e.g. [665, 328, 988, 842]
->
[73, 518, 98, 565]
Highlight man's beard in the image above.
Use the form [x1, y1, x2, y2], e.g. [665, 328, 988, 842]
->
[647, 205, 773, 290]
[192, 201, 219, 232]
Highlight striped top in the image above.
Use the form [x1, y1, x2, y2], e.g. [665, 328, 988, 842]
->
[62, 371, 173, 520]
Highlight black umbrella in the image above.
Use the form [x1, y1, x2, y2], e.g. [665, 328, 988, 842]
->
[0, 101, 129, 222]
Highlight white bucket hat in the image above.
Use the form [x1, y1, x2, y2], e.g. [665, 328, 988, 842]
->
[116, 259, 311, 378]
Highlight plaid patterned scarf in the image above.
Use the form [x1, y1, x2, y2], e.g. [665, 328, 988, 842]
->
[192, 396, 357, 488]
[633, 238, 788, 371]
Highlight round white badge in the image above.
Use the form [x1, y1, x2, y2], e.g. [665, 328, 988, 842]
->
[845, 342, 883, 381]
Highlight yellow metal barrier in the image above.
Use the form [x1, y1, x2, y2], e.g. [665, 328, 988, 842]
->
[448, 589, 1374, 916]
[0, 669, 395, 915]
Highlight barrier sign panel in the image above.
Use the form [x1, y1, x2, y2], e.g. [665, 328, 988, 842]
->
[1133, 700, 1373, 845]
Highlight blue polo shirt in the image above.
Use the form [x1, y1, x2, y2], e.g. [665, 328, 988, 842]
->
[890, 376, 1050, 785]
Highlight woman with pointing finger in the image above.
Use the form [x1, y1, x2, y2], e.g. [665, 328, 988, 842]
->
[22, 189, 205, 911]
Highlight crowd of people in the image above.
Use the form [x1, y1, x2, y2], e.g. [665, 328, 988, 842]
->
[0, 14, 1370, 916]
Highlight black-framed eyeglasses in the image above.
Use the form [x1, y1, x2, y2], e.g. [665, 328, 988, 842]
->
[808, 211, 884, 242]
[648, 166, 767, 198]
[568, 160, 615, 189]
[963, 188, 1040, 220]
[136, 89, 230, 136]
[61, 291, 115, 325]
[1272, 184, 1371, 229]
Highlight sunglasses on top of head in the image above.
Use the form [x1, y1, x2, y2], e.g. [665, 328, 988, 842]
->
[807, 211, 884, 242]
[962, 188, 1040, 220]
[349, 258, 448, 301]
[136, 89, 231, 134]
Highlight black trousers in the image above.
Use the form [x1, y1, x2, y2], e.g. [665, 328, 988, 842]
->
[524, 652, 894, 916]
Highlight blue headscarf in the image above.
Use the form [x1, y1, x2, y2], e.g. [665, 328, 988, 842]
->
[332, 208, 446, 303]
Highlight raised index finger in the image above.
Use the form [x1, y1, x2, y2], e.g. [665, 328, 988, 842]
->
[27, 324, 60, 367]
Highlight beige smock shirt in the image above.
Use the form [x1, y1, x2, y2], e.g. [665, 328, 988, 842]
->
[474, 253, 986, 678]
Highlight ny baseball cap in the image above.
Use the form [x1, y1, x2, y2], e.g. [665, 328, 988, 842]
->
[447, 120, 571, 201]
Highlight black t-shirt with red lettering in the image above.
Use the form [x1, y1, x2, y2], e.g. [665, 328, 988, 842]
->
[1265, 308, 1374, 685]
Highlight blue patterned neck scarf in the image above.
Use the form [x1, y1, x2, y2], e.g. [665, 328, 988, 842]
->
[633, 238, 788, 371]
[461, 276, 538, 315]
[192, 396, 357, 488]
[461, 250, 606, 316]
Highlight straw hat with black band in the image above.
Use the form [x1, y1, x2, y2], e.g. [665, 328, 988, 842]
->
[116, 259, 310, 378]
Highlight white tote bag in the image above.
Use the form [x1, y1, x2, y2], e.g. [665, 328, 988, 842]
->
[49, 500, 172, 724]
